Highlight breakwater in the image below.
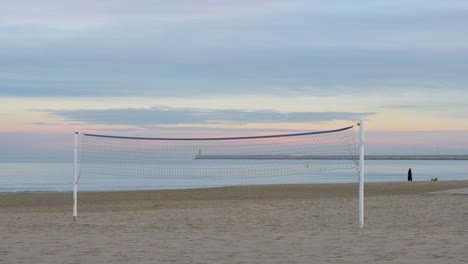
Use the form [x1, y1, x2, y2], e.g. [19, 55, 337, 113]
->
[195, 155, 468, 160]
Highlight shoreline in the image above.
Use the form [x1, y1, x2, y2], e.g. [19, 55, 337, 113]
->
[1, 180, 468, 212]
[1, 179, 467, 194]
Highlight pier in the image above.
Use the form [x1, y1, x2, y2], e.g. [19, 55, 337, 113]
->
[194, 155, 468, 160]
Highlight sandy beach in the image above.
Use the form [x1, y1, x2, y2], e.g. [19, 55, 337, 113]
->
[1, 181, 467, 263]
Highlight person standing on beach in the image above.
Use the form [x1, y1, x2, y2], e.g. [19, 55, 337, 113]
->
[408, 168, 413, 181]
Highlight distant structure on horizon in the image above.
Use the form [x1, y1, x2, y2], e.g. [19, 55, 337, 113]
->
[195, 155, 468, 160]
[363, 155, 468, 160]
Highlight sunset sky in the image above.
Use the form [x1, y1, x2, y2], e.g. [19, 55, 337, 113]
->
[1, 0, 468, 161]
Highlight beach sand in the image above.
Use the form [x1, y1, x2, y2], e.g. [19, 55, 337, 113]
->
[1, 181, 467, 263]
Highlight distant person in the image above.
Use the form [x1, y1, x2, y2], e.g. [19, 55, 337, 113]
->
[408, 168, 413, 181]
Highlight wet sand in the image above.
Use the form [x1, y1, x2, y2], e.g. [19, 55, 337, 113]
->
[1, 181, 467, 263]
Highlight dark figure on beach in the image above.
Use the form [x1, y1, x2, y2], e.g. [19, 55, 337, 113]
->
[408, 168, 413, 181]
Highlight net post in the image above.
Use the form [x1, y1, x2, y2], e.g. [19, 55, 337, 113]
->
[358, 120, 365, 228]
[73, 129, 78, 222]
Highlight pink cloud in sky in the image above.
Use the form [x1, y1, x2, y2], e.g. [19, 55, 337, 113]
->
[1, 128, 467, 162]
[366, 130, 468, 154]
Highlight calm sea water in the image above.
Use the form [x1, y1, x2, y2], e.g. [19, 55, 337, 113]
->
[0, 160, 467, 192]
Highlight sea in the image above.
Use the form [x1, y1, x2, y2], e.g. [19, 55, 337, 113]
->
[0, 160, 467, 193]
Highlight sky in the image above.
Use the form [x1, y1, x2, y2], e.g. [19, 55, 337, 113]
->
[1, 0, 468, 161]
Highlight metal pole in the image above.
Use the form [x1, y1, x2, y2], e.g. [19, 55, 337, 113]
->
[73, 129, 78, 222]
[359, 120, 365, 228]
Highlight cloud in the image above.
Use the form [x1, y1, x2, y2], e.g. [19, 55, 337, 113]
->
[25, 122, 60, 126]
[366, 130, 468, 155]
[0, 0, 293, 27]
[87, 126, 317, 135]
[42, 105, 374, 126]
[0, 1, 467, 98]
[2, 49, 466, 98]
[382, 105, 419, 109]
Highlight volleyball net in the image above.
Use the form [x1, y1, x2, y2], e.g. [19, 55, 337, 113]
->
[73, 123, 365, 226]
[77, 126, 358, 183]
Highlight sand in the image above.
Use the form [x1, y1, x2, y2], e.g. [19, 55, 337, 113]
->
[1, 181, 467, 264]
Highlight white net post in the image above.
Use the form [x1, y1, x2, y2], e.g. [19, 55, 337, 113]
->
[358, 120, 365, 228]
[73, 129, 78, 222]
